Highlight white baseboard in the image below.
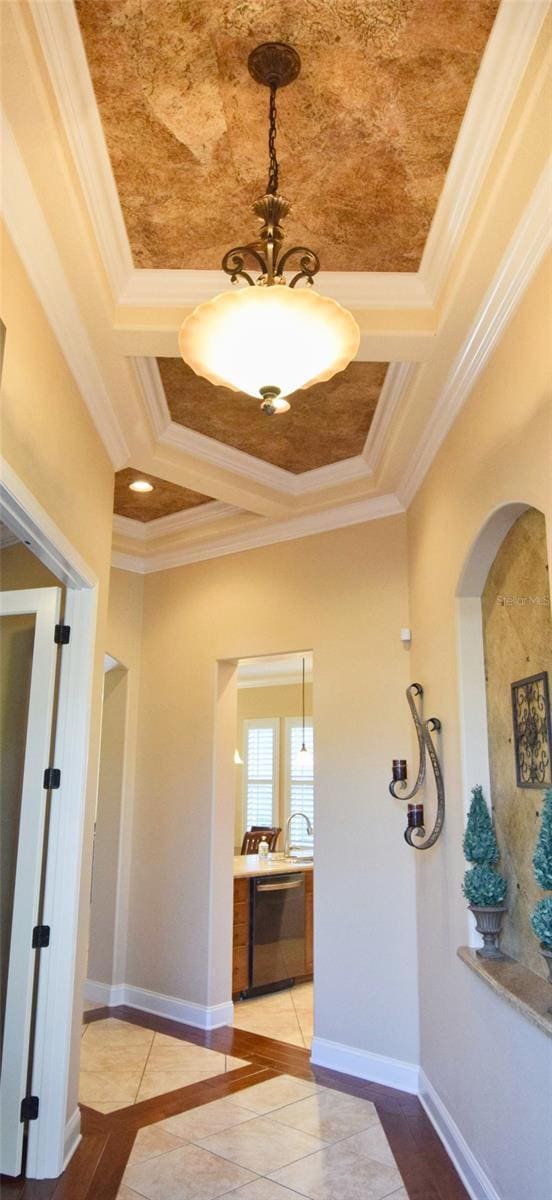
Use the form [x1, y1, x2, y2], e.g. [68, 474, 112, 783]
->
[84, 979, 234, 1030]
[419, 1069, 501, 1200]
[310, 1036, 419, 1095]
[123, 984, 234, 1030]
[63, 1108, 81, 1169]
[84, 978, 125, 1006]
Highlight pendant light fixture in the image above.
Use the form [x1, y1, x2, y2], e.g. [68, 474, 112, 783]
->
[299, 656, 312, 765]
[179, 43, 360, 414]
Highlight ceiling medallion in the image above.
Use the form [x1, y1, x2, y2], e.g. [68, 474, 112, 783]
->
[179, 43, 360, 415]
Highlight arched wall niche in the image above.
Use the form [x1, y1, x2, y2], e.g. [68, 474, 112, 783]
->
[455, 501, 551, 965]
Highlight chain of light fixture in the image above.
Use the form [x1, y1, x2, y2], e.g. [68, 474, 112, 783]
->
[221, 42, 320, 293]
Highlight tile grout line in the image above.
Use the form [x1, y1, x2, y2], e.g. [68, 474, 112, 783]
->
[131, 1029, 156, 1106]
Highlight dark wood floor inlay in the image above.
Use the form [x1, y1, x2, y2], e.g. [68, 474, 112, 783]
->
[2, 1006, 469, 1199]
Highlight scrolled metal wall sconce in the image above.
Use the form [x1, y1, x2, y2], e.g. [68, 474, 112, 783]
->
[389, 683, 445, 849]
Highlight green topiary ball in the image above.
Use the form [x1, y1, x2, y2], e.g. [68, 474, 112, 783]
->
[463, 864, 507, 907]
[530, 897, 552, 948]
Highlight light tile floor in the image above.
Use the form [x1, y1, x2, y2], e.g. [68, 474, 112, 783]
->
[233, 982, 313, 1048]
[79, 1018, 250, 1111]
[117, 1074, 407, 1200]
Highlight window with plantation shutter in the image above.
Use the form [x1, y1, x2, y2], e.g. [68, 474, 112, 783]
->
[243, 718, 279, 832]
[285, 719, 314, 848]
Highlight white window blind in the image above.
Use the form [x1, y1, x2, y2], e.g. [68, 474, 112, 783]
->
[286, 719, 314, 848]
[243, 719, 278, 831]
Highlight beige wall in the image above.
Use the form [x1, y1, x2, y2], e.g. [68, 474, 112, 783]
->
[408, 254, 552, 1200]
[0, 227, 114, 1121]
[235, 681, 313, 849]
[87, 667, 128, 984]
[93, 567, 144, 988]
[128, 515, 420, 1066]
[482, 508, 551, 976]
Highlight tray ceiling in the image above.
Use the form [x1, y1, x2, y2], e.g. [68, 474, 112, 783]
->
[158, 358, 387, 473]
[114, 468, 213, 521]
[75, 0, 498, 273]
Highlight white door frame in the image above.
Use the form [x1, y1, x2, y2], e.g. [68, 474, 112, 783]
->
[0, 458, 98, 1178]
[0, 586, 61, 1177]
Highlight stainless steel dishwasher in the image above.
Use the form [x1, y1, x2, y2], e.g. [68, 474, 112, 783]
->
[250, 873, 306, 993]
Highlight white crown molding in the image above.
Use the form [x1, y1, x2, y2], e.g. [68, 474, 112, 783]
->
[419, 0, 550, 302]
[134, 356, 379, 495]
[399, 156, 552, 509]
[112, 492, 404, 573]
[29, 0, 133, 296]
[29, 0, 547, 326]
[112, 500, 241, 542]
[0, 522, 19, 549]
[131, 357, 172, 439]
[119, 269, 432, 310]
[363, 361, 418, 472]
[1, 111, 129, 470]
[238, 672, 306, 689]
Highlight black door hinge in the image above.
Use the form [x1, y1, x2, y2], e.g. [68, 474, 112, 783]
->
[43, 767, 61, 790]
[54, 623, 71, 645]
[20, 1096, 39, 1122]
[32, 925, 50, 949]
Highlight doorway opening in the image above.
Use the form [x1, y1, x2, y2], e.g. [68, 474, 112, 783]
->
[0, 462, 97, 1180]
[84, 654, 129, 1012]
[231, 651, 314, 1051]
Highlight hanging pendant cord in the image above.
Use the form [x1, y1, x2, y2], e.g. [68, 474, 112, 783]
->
[267, 83, 279, 194]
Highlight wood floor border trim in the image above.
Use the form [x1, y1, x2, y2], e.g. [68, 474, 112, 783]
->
[0, 1005, 470, 1199]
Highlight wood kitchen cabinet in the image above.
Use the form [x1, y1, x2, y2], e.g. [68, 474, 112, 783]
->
[232, 877, 249, 996]
[305, 870, 313, 975]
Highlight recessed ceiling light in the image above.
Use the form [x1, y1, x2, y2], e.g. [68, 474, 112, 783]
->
[129, 479, 154, 493]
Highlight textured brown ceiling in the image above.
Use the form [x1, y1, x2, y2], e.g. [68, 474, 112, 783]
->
[76, 1, 498, 273]
[114, 468, 212, 521]
[158, 358, 387, 473]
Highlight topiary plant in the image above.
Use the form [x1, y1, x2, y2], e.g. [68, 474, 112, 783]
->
[530, 897, 552, 948]
[463, 784, 499, 865]
[531, 790, 552, 952]
[463, 864, 507, 907]
[533, 789, 552, 890]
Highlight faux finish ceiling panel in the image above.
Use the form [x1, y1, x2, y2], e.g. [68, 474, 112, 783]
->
[114, 468, 213, 521]
[158, 358, 388, 473]
[76, 0, 498, 273]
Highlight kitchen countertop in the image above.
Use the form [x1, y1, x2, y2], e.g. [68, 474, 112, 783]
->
[233, 854, 314, 879]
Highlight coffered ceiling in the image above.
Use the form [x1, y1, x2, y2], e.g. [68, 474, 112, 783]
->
[158, 359, 387, 473]
[3, 1, 549, 570]
[114, 468, 212, 521]
[76, 0, 498, 273]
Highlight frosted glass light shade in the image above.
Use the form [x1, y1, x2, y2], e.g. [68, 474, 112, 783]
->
[178, 285, 360, 400]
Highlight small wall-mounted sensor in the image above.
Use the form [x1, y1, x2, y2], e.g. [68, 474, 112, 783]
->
[400, 628, 412, 645]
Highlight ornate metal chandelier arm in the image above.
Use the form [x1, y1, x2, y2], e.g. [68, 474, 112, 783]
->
[404, 717, 445, 849]
[221, 245, 267, 286]
[277, 246, 321, 287]
[389, 683, 426, 801]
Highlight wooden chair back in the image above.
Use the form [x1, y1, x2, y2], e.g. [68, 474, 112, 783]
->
[241, 827, 281, 854]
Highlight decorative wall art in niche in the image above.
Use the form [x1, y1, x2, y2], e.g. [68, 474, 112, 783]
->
[482, 507, 552, 977]
[511, 672, 552, 788]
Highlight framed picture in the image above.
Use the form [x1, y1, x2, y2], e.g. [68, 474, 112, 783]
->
[511, 671, 552, 788]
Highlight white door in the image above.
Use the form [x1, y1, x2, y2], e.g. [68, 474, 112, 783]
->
[0, 587, 61, 1176]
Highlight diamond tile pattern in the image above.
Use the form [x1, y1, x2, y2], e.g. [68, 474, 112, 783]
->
[79, 1018, 250, 1111]
[116, 1074, 405, 1200]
